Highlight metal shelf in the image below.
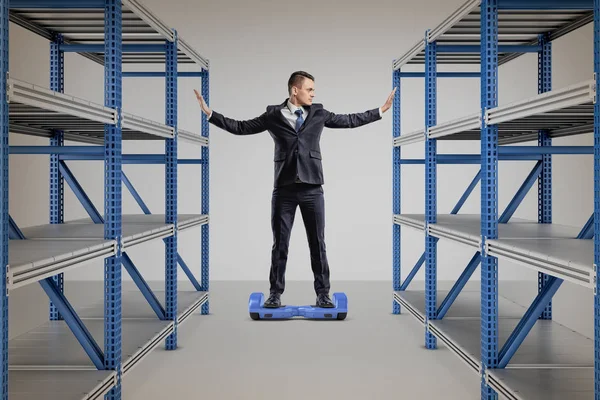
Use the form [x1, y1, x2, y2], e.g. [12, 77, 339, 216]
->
[21, 220, 174, 247]
[486, 368, 594, 400]
[9, 319, 173, 376]
[179, 128, 209, 147]
[393, 290, 526, 325]
[8, 77, 178, 141]
[393, 0, 593, 69]
[77, 288, 209, 326]
[9, 370, 116, 400]
[394, 79, 595, 146]
[9, 0, 209, 68]
[8, 238, 115, 291]
[428, 318, 593, 374]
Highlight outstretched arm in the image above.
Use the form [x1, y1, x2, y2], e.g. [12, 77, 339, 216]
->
[324, 87, 397, 129]
[194, 89, 267, 135]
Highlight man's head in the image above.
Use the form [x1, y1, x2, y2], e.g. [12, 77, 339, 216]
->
[288, 71, 315, 106]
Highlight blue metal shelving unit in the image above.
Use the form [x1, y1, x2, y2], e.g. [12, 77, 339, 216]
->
[392, 0, 598, 398]
[0, 1, 211, 399]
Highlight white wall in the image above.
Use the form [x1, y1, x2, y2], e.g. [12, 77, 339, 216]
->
[6, 0, 594, 288]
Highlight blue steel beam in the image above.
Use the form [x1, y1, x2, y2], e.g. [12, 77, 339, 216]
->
[499, 161, 542, 223]
[399, 252, 426, 291]
[498, 146, 593, 155]
[58, 155, 204, 164]
[165, 30, 178, 350]
[123, 72, 204, 78]
[437, 45, 542, 53]
[121, 172, 151, 214]
[578, 214, 594, 239]
[60, 44, 166, 53]
[59, 161, 103, 223]
[399, 72, 480, 78]
[121, 253, 165, 320]
[480, 0, 499, 398]
[0, 0, 7, 396]
[104, 1, 123, 398]
[498, 0, 592, 10]
[177, 255, 202, 291]
[9, 0, 105, 7]
[393, 68, 401, 314]
[399, 155, 543, 164]
[39, 278, 105, 369]
[8, 215, 25, 240]
[451, 169, 481, 214]
[437, 252, 481, 319]
[497, 276, 563, 368]
[201, 68, 210, 315]
[424, 33, 437, 350]
[10, 146, 104, 155]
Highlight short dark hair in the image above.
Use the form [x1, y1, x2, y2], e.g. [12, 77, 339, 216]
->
[288, 71, 314, 94]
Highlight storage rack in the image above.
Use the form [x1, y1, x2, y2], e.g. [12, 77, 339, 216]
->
[392, 0, 598, 399]
[0, 0, 211, 399]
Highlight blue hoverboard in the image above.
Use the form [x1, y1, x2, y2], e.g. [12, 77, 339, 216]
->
[248, 292, 348, 320]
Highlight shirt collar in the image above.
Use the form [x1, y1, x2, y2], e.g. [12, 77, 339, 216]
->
[287, 100, 304, 114]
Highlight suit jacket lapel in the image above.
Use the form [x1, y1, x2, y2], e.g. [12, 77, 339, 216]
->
[274, 99, 297, 135]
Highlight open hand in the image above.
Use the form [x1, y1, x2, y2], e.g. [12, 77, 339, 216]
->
[194, 89, 212, 116]
[380, 87, 397, 113]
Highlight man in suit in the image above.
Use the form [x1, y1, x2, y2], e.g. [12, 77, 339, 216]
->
[194, 71, 396, 308]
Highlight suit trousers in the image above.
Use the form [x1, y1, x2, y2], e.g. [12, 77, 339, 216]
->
[269, 182, 330, 296]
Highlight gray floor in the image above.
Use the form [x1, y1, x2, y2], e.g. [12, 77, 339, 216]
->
[8, 279, 594, 399]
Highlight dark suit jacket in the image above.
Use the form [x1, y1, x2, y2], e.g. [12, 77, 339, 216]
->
[208, 99, 382, 187]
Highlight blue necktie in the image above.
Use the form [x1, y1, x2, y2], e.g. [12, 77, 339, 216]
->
[295, 109, 304, 132]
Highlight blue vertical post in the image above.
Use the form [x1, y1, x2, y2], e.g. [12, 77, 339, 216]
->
[165, 30, 178, 349]
[594, 2, 600, 399]
[0, 0, 8, 398]
[425, 33, 437, 350]
[49, 33, 65, 321]
[481, 0, 499, 398]
[538, 33, 552, 320]
[392, 67, 401, 314]
[104, 0, 123, 398]
[201, 69, 210, 314]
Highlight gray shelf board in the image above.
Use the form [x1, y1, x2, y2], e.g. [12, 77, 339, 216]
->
[76, 289, 208, 324]
[488, 238, 594, 289]
[9, 5, 209, 68]
[20, 221, 173, 245]
[395, 214, 580, 240]
[394, 290, 526, 324]
[8, 239, 115, 290]
[487, 368, 594, 400]
[67, 214, 208, 231]
[429, 318, 593, 371]
[395, 3, 591, 68]
[9, 319, 172, 371]
[9, 370, 116, 400]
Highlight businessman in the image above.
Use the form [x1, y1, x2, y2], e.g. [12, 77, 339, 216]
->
[194, 71, 396, 308]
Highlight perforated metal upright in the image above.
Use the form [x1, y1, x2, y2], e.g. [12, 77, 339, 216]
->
[594, 2, 600, 399]
[538, 33, 552, 320]
[0, 0, 7, 397]
[392, 68, 401, 315]
[103, 0, 124, 398]
[424, 33, 438, 350]
[49, 32, 65, 322]
[165, 29, 178, 349]
[201, 69, 210, 315]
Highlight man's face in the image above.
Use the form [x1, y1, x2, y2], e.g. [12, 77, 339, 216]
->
[293, 78, 315, 106]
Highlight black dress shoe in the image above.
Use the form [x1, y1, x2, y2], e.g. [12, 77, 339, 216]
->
[263, 293, 281, 308]
[316, 293, 335, 308]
